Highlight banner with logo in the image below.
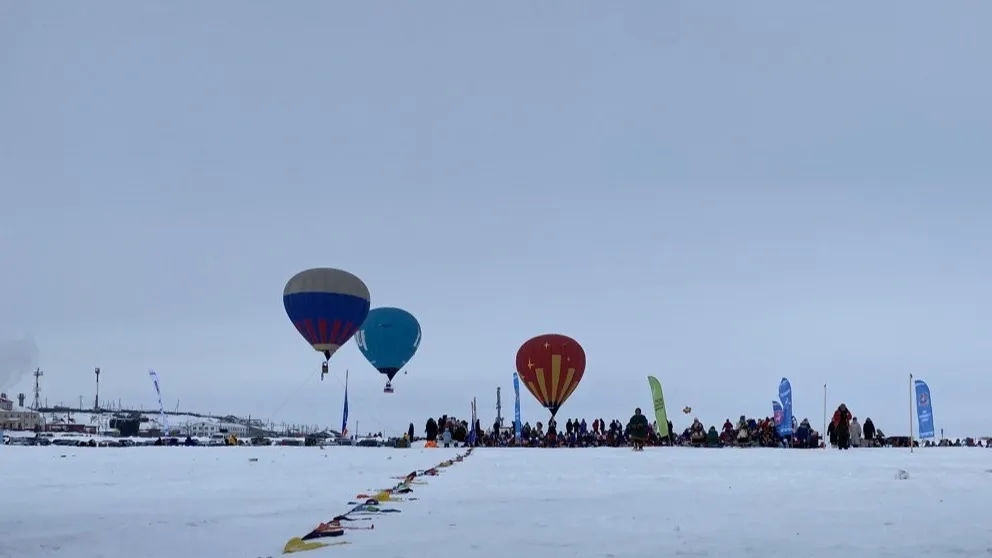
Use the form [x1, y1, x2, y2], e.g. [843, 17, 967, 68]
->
[512, 372, 522, 442]
[914, 379, 935, 439]
[773, 400, 784, 429]
[777, 377, 794, 437]
[647, 376, 670, 438]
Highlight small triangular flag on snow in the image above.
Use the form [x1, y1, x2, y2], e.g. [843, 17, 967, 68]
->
[283, 537, 350, 554]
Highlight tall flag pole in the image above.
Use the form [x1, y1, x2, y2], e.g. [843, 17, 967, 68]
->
[909, 373, 914, 453]
[468, 397, 478, 446]
[822, 383, 827, 450]
[148, 370, 170, 437]
[341, 370, 349, 439]
[512, 372, 522, 443]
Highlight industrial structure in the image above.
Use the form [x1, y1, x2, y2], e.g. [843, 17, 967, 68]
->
[94, 367, 100, 410]
[32, 367, 43, 410]
[0, 392, 43, 431]
[1, 364, 328, 440]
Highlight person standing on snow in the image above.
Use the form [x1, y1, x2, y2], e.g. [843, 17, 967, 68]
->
[850, 417, 862, 447]
[722, 419, 735, 438]
[834, 404, 853, 450]
[795, 418, 812, 448]
[706, 426, 721, 447]
[862, 417, 876, 447]
[627, 408, 649, 451]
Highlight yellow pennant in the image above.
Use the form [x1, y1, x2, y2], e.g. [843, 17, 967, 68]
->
[283, 537, 349, 554]
[374, 490, 408, 502]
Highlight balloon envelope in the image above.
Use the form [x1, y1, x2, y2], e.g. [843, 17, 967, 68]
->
[283, 268, 371, 360]
[355, 307, 421, 382]
[514, 333, 586, 417]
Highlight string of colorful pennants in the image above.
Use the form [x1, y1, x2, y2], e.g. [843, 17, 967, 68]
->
[283, 447, 474, 554]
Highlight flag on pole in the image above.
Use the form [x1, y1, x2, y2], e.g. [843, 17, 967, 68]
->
[914, 379, 934, 439]
[778, 377, 794, 437]
[512, 372, 522, 442]
[148, 370, 170, 436]
[341, 370, 349, 438]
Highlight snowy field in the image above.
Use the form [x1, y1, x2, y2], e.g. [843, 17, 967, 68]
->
[2, 446, 991, 558]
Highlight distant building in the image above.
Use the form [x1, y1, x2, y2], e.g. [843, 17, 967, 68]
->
[0, 409, 43, 431]
[1, 392, 42, 430]
[46, 418, 97, 434]
[184, 421, 248, 438]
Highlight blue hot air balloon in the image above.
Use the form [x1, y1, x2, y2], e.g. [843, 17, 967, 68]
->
[283, 268, 371, 380]
[354, 307, 421, 393]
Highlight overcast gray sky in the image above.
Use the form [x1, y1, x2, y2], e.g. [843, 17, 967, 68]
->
[2, 1, 989, 438]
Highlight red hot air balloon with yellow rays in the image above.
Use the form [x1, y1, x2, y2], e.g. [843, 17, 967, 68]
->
[515, 333, 586, 418]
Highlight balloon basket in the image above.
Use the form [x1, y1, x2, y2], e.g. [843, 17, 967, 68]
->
[383, 384, 394, 394]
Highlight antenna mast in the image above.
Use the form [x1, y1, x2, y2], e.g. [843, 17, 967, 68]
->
[32, 368, 44, 410]
[94, 367, 101, 410]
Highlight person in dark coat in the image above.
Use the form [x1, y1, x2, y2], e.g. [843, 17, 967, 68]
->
[862, 417, 876, 447]
[408, 423, 415, 441]
[834, 404, 853, 450]
[627, 408, 649, 451]
[706, 426, 721, 448]
[795, 419, 812, 448]
[425, 418, 438, 442]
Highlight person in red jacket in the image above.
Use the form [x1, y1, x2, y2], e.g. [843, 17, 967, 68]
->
[833, 404, 853, 450]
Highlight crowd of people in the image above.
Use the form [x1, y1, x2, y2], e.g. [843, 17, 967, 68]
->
[415, 403, 916, 449]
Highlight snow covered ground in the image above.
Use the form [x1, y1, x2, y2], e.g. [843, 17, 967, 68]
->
[2, 446, 990, 558]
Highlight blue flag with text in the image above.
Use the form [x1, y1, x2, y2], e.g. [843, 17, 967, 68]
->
[777, 377, 793, 437]
[915, 379, 934, 439]
[513, 372, 522, 442]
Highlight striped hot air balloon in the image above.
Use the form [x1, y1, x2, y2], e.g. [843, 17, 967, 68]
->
[283, 268, 371, 379]
[514, 333, 586, 418]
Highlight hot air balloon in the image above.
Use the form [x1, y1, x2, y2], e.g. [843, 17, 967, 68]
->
[283, 268, 371, 380]
[355, 307, 421, 393]
[514, 333, 586, 418]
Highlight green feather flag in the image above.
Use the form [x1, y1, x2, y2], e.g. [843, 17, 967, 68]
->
[647, 376, 670, 438]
